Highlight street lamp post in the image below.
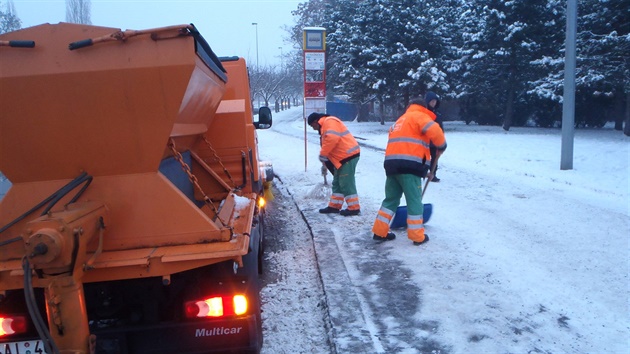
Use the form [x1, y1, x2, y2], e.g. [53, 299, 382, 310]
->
[252, 22, 259, 108]
[251, 22, 259, 70]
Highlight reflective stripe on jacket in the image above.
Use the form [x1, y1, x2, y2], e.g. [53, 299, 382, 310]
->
[318, 116, 360, 169]
[384, 104, 446, 177]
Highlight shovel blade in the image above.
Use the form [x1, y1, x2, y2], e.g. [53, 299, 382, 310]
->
[423, 203, 433, 223]
[391, 204, 433, 229]
[390, 206, 407, 229]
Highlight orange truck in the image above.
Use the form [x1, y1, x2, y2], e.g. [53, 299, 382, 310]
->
[0, 23, 273, 354]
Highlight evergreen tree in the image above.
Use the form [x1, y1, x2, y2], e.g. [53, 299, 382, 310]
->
[398, 0, 451, 103]
[575, 0, 628, 129]
[440, 0, 489, 124]
[323, 0, 376, 108]
[288, 0, 628, 131]
[529, 0, 628, 130]
[460, 0, 565, 128]
[320, 0, 450, 121]
[425, 0, 468, 99]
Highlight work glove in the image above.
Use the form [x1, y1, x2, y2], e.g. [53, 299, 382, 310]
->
[318, 155, 329, 163]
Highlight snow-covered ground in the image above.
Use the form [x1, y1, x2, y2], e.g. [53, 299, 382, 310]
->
[1, 106, 627, 353]
[257, 106, 629, 353]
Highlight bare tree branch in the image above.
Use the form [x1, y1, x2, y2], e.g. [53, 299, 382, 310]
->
[66, 0, 91, 25]
[0, 0, 22, 34]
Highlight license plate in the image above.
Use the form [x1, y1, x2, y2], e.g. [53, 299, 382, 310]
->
[0, 340, 47, 354]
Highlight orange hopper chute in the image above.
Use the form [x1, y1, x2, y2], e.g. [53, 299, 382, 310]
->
[0, 23, 251, 289]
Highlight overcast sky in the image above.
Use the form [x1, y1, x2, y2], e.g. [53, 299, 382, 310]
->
[10, 0, 301, 67]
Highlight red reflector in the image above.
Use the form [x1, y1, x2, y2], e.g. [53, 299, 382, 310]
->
[185, 302, 201, 318]
[0, 316, 27, 336]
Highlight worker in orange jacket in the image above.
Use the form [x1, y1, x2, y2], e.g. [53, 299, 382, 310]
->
[372, 97, 446, 245]
[307, 112, 361, 216]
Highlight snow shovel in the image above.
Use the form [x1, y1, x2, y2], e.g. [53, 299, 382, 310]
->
[421, 159, 439, 223]
[307, 164, 332, 199]
[390, 161, 436, 228]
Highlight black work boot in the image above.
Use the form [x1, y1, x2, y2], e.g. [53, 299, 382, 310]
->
[319, 206, 340, 214]
[373, 232, 396, 242]
[339, 209, 360, 216]
[412, 235, 430, 245]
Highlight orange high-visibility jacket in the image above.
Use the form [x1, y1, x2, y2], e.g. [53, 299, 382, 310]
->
[318, 116, 360, 169]
[384, 104, 447, 177]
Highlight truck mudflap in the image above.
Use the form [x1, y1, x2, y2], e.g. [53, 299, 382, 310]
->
[93, 315, 260, 354]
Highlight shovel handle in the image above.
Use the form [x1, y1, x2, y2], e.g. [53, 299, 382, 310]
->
[422, 158, 438, 197]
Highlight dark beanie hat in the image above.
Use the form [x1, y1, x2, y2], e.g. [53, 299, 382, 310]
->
[307, 112, 327, 125]
[424, 91, 441, 110]
[409, 96, 426, 107]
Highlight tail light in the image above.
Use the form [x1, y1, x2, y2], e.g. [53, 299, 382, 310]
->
[184, 295, 248, 318]
[257, 196, 266, 208]
[0, 316, 27, 337]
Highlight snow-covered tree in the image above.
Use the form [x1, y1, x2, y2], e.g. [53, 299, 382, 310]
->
[321, 0, 451, 121]
[425, 0, 468, 98]
[289, 0, 628, 131]
[457, 0, 565, 128]
[575, 0, 628, 130]
[529, 0, 628, 130]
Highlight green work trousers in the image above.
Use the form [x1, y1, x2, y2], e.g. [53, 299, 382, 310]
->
[381, 174, 424, 217]
[332, 157, 359, 197]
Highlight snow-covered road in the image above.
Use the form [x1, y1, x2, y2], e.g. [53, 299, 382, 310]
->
[258, 107, 629, 353]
